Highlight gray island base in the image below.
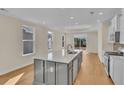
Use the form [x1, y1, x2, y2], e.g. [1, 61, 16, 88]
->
[33, 49, 82, 85]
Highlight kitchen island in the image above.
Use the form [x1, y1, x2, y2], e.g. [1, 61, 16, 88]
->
[33, 49, 82, 85]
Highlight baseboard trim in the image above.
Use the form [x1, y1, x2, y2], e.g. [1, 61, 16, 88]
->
[0, 63, 33, 76]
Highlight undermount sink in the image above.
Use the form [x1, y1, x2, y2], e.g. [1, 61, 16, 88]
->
[68, 51, 77, 54]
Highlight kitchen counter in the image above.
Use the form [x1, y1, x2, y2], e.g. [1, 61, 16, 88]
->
[34, 49, 82, 64]
[105, 51, 124, 56]
[33, 49, 83, 85]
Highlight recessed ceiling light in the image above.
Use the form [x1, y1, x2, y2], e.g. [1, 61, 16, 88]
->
[98, 12, 103, 15]
[70, 16, 74, 19]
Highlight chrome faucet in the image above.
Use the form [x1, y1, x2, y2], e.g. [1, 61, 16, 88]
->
[67, 44, 73, 53]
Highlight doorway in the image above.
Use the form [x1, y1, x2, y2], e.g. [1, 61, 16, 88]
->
[74, 34, 87, 50]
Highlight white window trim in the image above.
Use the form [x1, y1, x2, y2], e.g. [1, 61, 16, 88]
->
[21, 25, 35, 56]
[48, 31, 53, 52]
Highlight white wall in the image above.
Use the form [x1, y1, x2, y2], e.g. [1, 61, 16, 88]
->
[87, 31, 98, 53]
[53, 31, 65, 51]
[98, 25, 103, 62]
[65, 31, 98, 53]
[65, 32, 74, 48]
[98, 21, 113, 63]
[102, 22, 113, 51]
[0, 15, 61, 75]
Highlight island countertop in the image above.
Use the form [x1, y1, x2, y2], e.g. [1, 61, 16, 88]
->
[34, 49, 82, 64]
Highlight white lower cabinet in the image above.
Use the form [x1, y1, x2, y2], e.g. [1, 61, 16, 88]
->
[110, 56, 124, 85]
[110, 57, 114, 80]
[113, 59, 122, 84]
[118, 57, 124, 85]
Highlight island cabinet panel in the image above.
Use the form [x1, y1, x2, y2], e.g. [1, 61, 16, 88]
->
[45, 61, 56, 85]
[33, 59, 44, 84]
[68, 62, 73, 85]
[78, 52, 82, 69]
[73, 58, 78, 81]
[33, 50, 82, 85]
[56, 63, 68, 85]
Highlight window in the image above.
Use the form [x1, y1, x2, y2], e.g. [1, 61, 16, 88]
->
[22, 25, 35, 56]
[48, 31, 53, 50]
[62, 35, 65, 48]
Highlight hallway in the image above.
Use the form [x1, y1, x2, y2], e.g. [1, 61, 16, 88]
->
[75, 51, 113, 85]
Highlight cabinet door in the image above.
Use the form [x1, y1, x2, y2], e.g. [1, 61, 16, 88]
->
[110, 56, 114, 80]
[45, 61, 55, 85]
[112, 15, 120, 32]
[56, 63, 68, 85]
[118, 57, 124, 85]
[120, 14, 124, 44]
[73, 58, 78, 81]
[113, 58, 121, 84]
[68, 62, 73, 85]
[108, 25, 115, 43]
[78, 52, 82, 69]
[34, 59, 44, 84]
[111, 56, 124, 85]
[111, 16, 116, 32]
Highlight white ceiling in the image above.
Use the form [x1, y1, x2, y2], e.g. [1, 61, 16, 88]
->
[0, 8, 121, 31]
[74, 33, 87, 38]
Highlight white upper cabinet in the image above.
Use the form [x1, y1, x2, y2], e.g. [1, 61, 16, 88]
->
[113, 15, 121, 31]
[108, 24, 115, 43]
[108, 14, 121, 43]
[111, 16, 116, 32]
[120, 13, 124, 44]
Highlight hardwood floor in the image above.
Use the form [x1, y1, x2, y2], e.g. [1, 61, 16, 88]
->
[74, 51, 113, 85]
[0, 51, 113, 85]
[0, 64, 34, 85]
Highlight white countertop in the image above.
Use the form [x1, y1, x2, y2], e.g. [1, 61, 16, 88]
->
[34, 49, 82, 64]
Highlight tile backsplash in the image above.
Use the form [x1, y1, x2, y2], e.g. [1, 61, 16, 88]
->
[113, 43, 124, 51]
